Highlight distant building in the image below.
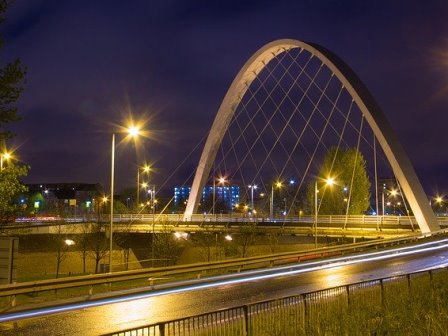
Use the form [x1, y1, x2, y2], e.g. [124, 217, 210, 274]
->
[174, 185, 240, 212]
[22, 183, 104, 215]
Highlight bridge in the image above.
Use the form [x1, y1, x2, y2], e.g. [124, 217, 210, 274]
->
[9, 214, 448, 239]
[1, 38, 444, 335]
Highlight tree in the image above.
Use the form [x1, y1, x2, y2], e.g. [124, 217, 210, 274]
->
[153, 222, 184, 267]
[194, 226, 219, 262]
[53, 222, 74, 278]
[88, 222, 109, 273]
[0, 165, 28, 220]
[0, 1, 28, 221]
[234, 222, 258, 258]
[308, 147, 371, 215]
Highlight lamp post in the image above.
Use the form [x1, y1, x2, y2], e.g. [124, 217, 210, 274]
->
[314, 177, 335, 248]
[109, 133, 115, 273]
[212, 177, 226, 215]
[248, 184, 257, 211]
[109, 125, 141, 273]
[0, 151, 12, 170]
[314, 181, 318, 248]
[136, 164, 150, 209]
[150, 185, 156, 267]
[270, 181, 283, 218]
[434, 196, 445, 214]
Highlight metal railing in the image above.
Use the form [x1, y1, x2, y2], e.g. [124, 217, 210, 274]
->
[13, 214, 448, 226]
[105, 267, 448, 336]
[0, 230, 444, 309]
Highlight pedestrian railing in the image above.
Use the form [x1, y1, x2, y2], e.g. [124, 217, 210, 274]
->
[105, 267, 448, 336]
[12, 213, 448, 227]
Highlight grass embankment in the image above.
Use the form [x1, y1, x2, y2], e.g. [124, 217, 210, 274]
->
[251, 270, 448, 335]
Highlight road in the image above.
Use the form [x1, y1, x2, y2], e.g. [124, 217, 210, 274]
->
[1, 239, 448, 335]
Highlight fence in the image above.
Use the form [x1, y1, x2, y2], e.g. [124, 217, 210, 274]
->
[13, 214, 448, 226]
[105, 267, 448, 336]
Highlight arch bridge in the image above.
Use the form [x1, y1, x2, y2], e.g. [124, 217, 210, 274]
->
[184, 39, 438, 234]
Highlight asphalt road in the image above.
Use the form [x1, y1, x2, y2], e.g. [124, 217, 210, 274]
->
[1, 241, 448, 335]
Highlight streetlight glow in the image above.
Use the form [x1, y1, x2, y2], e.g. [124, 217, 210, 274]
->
[0, 150, 13, 170]
[64, 239, 75, 246]
[127, 125, 140, 137]
[248, 184, 258, 210]
[325, 177, 335, 186]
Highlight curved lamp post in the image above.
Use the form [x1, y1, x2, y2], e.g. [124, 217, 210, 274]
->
[314, 177, 335, 248]
[109, 125, 141, 273]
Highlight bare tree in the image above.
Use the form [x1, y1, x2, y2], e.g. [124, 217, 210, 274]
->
[53, 222, 73, 278]
[88, 222, 109, 273]
[194, 227, 218, 262]
[153, 222, 184, 267]
[234, 222, 258, 258]
[267, 228, 284, 254]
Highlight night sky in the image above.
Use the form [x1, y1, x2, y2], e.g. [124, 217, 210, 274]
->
[2, 0, 448, 197]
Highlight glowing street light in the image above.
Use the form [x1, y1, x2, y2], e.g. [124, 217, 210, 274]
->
[64, 239, 75, 246]
[314, 177, 336, 248]
[128, 126, 140, 137]
[248, 184, 258, 211]
[212, 176, 227, 215]
[109, 124, 142, 273]
[325, 177, 335, 186]
[0, 151, 12, 170]
[270, 181, 283, 218]
[136, 164, 151, 208]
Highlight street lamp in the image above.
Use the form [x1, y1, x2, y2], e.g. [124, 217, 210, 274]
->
[270, 181, 283, 218]
[0, 151, 12, 170]
[149, 185, 157, 267]
[434, 196, 445, 214]
[213, 176, 227, 215]
[136, 164, 151, 208]
[314, 177, 335, 248]
[109, 124, 141, 273]
[248, 184, 258, 211]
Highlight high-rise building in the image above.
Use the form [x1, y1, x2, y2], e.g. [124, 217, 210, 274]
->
[174, 185, 240, 211]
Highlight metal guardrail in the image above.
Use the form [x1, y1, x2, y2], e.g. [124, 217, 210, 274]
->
[105, 267, 448, 336]
[0, 230, 444, 309]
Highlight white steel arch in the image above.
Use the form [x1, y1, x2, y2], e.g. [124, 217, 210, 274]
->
[184, 39, 439, 233]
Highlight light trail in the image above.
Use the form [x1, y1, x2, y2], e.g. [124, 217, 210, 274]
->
[1, 238, 447, 323]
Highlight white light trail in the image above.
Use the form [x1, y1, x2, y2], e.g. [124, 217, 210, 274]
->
[1, 238, 448, 323]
